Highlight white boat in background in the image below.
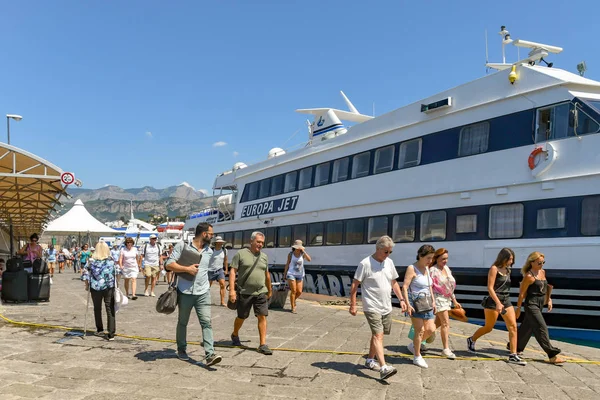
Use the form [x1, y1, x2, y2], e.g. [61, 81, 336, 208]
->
[184, 28, 600, 342]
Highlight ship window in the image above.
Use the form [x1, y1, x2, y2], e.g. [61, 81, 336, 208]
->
[456, 214, 477, 233]
[233, 231, 243, 249]
[581, 196, 600, 235]
[264, 228, 276, 248]
[223, 233, 233, 250]
[326, 221, 343, 245]
[298, 167, 313, 190]
[315, 162, 330, 186]
[421, 211, 447, 241]
[271, 175, 284, 196]
[398, 138, 422, 169]
[345, 219, 365, 245]
[278, 226, 292, 247]
[258, 179, 271, 199]
[284, 171, 297, 193]
[368, 216, 389, 243]
[308, 223, 323, 246]
[392, 213, 415, 242]
[352, 152, 371, 179]
[332, 157, 349, 183]
[293, 224, 308, 246]
[537, 207, 566, 230]
[246, 182, 259, 202]
[243, 230, 253, 248]
[571, 104, 600, 136]
[489, 203, 524, 239]
[374, 146, 395, 174]
[458, 121, 489, 156]
[535, 103, 569, 142]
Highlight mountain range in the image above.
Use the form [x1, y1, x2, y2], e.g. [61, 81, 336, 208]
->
[65, 182, 207, 203]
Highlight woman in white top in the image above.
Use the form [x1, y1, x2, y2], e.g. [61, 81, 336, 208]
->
[283, 240, 311, 314]
[119, 238, 141, 300]
[429, 248, 462, 359]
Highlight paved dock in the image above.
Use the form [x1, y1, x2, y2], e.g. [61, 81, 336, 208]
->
[1, 273, 599, 400]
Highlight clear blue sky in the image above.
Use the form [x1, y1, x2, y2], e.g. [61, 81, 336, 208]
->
[1, 1, 598, 193]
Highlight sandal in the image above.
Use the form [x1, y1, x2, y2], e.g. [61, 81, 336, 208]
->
[548, 356, 566, 364]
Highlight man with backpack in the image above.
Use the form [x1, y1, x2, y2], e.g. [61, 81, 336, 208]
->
[208, 236, 228, 306]
[140, 234, 162, 297]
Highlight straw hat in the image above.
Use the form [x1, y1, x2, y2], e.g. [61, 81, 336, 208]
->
[214, 236, 226, 243]
[291, 240, 305, 251]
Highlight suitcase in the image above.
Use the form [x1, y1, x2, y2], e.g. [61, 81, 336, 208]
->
[28, 274, 50, 302]
[1, 270, 29, 302]
[32, 258, 48, 274]
[6, 258, 23, 273]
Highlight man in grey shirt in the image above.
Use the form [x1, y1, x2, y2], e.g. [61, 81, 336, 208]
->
[166, 222, 222, 366]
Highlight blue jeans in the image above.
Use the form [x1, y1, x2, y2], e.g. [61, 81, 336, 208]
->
[176, 290, 214, 357]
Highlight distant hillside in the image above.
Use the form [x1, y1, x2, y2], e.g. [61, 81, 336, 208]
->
[66, 182, 206, 203]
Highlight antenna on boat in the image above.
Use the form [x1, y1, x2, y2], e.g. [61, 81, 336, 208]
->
[485, 29, 489, 74]
[499, 25, 513, 64]
[340, 91, 359, 114]
[577, 61, 587, 76]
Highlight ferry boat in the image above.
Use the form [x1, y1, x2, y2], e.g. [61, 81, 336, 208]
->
[184, 29, 600, 341]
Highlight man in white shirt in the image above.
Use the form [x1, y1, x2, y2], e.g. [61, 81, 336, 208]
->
[140, 234, 162, 297]
[349, 235, 407, 381]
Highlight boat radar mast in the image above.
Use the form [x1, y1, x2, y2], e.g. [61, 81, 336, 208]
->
[486, 25, 563, 72]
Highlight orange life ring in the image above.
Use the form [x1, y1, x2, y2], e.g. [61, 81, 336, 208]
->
[528, 147, 544, 170]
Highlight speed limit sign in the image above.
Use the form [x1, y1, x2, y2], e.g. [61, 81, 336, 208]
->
[61, 172, 75, 185]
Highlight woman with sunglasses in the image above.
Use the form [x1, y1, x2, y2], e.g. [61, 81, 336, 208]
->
[515, 252, 564, 364]
[18, 233, 43, 273]
[119, 238, 140, 300]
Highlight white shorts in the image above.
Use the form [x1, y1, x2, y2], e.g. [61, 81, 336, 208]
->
[122, 268, 139, 279]
[434, 294, 453, 313]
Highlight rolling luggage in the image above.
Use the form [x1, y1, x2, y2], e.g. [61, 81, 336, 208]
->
[32, 258, 48, 274]
[1, 270, 29, 303]
[28, 274, 50, 302]
[6, 258, 23, 273]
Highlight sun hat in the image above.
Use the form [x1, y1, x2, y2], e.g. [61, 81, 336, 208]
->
[214, 236, 226, 243]
[149, 234, 157, 239]
[291, 240, 304, 251]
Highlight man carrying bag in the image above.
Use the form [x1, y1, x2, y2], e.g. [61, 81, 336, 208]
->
[165, 222, 222, 366]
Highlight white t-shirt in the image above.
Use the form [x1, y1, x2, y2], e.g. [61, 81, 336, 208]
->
[143, 243, 160, 266]
[354, 256, 399, 315]
[121, 247, 139, 270]
[208, 249, 225, 272]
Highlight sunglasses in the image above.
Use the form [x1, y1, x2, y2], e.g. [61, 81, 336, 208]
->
[383, 250, 393, 254]
[537, 260, 545, 266]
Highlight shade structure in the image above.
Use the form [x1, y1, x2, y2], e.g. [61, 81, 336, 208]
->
[43, 199, 120, 235]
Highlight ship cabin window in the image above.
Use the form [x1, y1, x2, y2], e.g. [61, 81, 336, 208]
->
[309, 223, 324, 246]
[398, 139, 422, 169]
[326, 221, 344, 245]
[392, 213, 415, 242]
[345, 219, 365, 245]
[456, 214, 477, 233]
[271, 175, 284, 196]
[352, 152, 371, 179]
[420, 211, 447, 241]
[223, 232, 233, 249]
[278, 226, 292, 247]
[581, 196, 600, 235]
[368, 216, 389, 243]
[458, 121, 489, 156]
[284, 171, 297, 193]
[265, 227, 276, 248]
[298, 167, 313, 190]
[332, 157, 349, 183]
[293, 224, 308, 246]
[243, 230, 253, 248]
[572, 104, 600, 136]
[489, 203, 524, 239]
[537, 207, 566, 230]
[258, 179, 271, 199]
[535, 103, 570, 143]
[374, 146, 395, 174]
[246, 182, 259, 202]
[233, 231, 243, 249]
[315, 162, 330, 187]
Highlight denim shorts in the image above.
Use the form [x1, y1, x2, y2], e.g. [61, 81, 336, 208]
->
[208, 269, 225, 282]
[286, 274, 303, 281]
[409, 292, 435, 320]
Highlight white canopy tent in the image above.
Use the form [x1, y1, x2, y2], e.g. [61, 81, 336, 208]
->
[43, 199, 120, 236]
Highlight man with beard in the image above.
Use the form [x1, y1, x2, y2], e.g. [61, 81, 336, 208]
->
[165, 222, 222, 366]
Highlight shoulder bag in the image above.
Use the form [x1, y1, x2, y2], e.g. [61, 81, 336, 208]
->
[156, 277, 178, 314]
[227, 252, 262, 310]
[410, 266, 434, 314]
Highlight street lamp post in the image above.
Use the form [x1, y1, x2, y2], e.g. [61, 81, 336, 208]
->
[6, 114, 23, 145]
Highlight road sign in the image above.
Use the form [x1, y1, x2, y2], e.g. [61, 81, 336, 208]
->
[60, 172, 75, 185]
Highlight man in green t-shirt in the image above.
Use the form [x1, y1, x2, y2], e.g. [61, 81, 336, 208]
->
[228, 231, 273, 355]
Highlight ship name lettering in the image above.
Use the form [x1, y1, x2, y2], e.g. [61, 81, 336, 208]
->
[241, 195, 299, 218]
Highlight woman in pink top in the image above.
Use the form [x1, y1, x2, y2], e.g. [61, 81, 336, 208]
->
[18, 233, 43, 272]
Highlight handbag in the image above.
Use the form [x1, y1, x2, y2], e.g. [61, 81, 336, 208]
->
[156, 277, 178, 314]
[409, 266, 433, 314]
[114, 265, 128, 313]
[227, 252, 261, 310]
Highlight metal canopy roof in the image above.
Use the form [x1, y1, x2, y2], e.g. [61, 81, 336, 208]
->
[0, 143, 67, 238]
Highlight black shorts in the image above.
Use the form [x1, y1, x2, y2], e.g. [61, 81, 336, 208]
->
[237, 293, 269, 320]
[483, 294, 512, 310]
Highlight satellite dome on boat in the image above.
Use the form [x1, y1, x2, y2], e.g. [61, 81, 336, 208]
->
[232, 162, 247, 171]
[268, 148, 286, 159]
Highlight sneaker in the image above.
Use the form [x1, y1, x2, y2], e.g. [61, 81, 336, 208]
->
[93, 331, 105, 338]
[506, 342, 523, 356]
[379, 365, 397, 380]
[231, 334, 242, 346]
[413, 355, 428, 369]
[420, 343, 428, 352]
[257, 344, 273, 355]
[144, 290, 150, 297]
[205, 354, 222, 367]
[467, 337, 476, 353]
[132, 296, 138, 300]
[407, 341, 415, 355]
[107, 336, 115, 341]
[508, 354, 527, 366]
[127, 295, 132, 299]
[442, 348, 457, 359]
[151, 292, 156, 297]
[365, 358, 381, 371]
[177, 350, 190, 361]
[425, 331, 436, 344]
